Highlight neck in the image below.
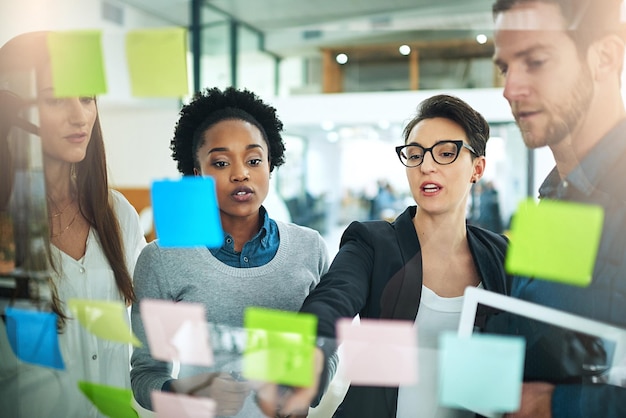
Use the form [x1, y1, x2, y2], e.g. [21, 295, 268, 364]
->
[220, 212, 261, 251]
[413, 206, 467, 251]
[44, 158, 74, 202]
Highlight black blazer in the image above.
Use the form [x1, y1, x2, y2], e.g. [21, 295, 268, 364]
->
[301, 206, 510, 418]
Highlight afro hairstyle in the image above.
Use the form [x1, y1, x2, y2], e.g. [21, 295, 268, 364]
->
[170, 86, 286, 175]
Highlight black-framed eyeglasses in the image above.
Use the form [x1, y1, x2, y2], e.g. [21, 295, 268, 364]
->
[395, 140, 477, 168]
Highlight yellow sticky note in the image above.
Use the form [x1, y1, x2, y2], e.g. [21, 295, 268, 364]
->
[125, 27, 188, 97]
[68, 299, 141, 347]
[46, 30, 107, 97]
[505, 198, 604, 286]
[243, 307, 317, 387]
[78, 381, 138, 418]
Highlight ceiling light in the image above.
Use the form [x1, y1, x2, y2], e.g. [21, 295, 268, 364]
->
[476, 34, 488, 44]
[336, 53, 348, 64]
[399, 45, 411, 56]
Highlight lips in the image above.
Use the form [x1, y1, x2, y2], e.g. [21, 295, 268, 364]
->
[421, 182, 442, 194]
[65, 132, 88, 143]
[231, 186, 254, 202]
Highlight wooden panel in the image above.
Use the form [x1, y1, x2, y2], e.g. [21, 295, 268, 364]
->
[409, 49, 419, 90]
[322, 49, 343, 93]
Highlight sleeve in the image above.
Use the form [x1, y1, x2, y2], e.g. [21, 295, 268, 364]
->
[300, 221, 372, 340]
[109, 190, 147, 277]
[552, 383, 626, 418]
[129, 242, 174, 410]
[299, 222, 373, 406]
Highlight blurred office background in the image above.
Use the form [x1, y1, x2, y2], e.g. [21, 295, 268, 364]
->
[0, 0, 561, 252]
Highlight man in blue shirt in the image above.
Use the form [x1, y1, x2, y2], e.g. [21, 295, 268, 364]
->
[492, 0, 626, 417]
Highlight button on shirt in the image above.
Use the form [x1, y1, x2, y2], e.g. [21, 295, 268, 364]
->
[209, 207, 280, 268]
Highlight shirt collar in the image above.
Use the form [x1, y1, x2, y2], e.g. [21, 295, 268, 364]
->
[539, 119, 626, 199]
[222, 205, 272, 248]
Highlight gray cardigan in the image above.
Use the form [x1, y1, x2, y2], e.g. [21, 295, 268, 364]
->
[130, 221, 330, 411]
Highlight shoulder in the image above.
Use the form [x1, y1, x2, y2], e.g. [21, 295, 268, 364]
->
[276, 220, 324, 241]
[467, 224, 509, 254]
[108, 189, 139, 221]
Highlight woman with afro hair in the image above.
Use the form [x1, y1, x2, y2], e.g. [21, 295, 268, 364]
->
[130, 87, 330, 417]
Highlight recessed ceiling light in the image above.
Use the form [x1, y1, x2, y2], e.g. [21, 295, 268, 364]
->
[336, 53, 348, 64]
[476, 34, 488, 44]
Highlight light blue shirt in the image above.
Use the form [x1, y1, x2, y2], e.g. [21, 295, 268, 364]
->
[209, 206, 279, 267]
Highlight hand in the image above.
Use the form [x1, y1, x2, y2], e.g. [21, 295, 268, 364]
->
[171, 372, 251, 416]
[255, 348, 325, 418]
[504, 382, 554, 418]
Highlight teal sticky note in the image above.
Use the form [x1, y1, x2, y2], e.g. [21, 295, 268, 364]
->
[439, 333, 525, 413]
[5, 307, 64, 369]
[125, 27, 189, 97]
[46, 30, 107, 97]
[151, 177, 223, 248]
[505, 198, 604, 286]
[243, 307, 317, 387]
[78, 381, 138, 418]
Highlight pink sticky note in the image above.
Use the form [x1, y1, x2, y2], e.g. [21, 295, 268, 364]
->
[140, 299, 213, 366]
[152, 391, 216, 418]
[336, 318, 417, 386]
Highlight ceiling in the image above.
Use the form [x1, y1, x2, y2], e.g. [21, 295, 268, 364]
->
[116, 0, 497, 57]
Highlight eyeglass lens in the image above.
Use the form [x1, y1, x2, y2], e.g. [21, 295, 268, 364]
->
[401, 141, 460, 166]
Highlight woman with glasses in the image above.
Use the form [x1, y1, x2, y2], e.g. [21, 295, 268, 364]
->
[258, 94, 510, 418]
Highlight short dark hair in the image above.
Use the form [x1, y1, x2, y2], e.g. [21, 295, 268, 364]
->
[492, 0, 623, 52]
[402, 94, 490, 157]
[171, 87, 286, 175]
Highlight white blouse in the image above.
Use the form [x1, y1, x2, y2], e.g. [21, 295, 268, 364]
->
[396, 284, 483, 418]
[0, 190, 146, 418]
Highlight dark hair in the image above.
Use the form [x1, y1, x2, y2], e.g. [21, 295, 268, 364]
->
[402, 94, 490, 157]
[171, 86, 286, 175]
[492, 0, 623, 52]
[0, 32, 135, 328]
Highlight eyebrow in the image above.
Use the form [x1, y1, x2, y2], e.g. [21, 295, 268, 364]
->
[206, 143, 265, 155]
[493, 44, 551, 67]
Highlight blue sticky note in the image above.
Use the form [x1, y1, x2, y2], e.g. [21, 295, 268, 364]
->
[151, 177, 223, 248]
[5, 307, 64, 370]
[439, 333, 525, 413]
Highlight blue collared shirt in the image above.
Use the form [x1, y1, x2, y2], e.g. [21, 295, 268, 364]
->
[209, 206, 280, 267]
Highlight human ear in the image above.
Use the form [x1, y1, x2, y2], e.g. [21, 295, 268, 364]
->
[588, 34, 624, 81]
[471, 156, 486, 183]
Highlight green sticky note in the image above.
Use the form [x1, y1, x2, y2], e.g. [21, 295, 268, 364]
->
[125, 27, 189, 97]
[505, 198, 604, 286]
[68, 299, 141, 347]
[78, 381, 138, 418]
[243, 307, 317, 387]
[439, 333, 525, 413]
[47, 30, 107, 97]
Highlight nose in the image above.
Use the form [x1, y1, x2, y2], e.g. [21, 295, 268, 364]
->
[502, 66, 530, 102]
[420, 150, 437, 173]
[67, 98, 88, 126]
[230, 161, 250, 182]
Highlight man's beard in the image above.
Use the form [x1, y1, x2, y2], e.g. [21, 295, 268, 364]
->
[519, 65, 593, 149]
